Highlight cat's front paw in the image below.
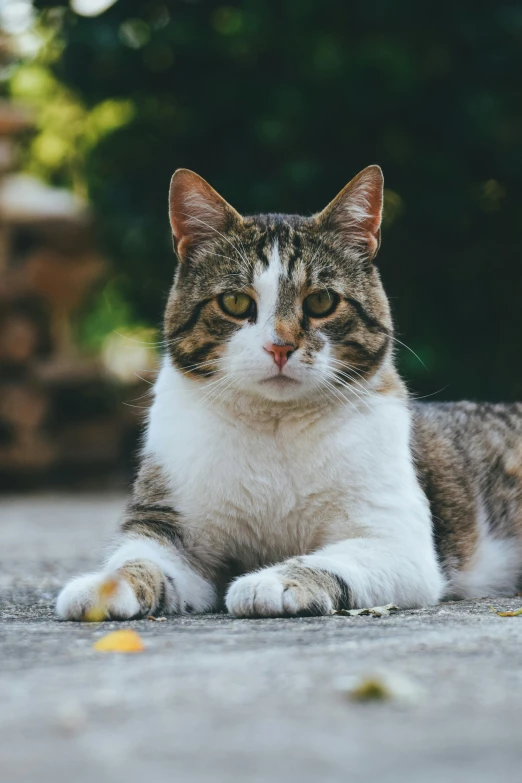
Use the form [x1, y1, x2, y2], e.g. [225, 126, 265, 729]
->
[56, 572, 142, 621]
[225, 563, 336, 618]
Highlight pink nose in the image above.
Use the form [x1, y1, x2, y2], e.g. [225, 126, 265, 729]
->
[263, 342, 295, 370]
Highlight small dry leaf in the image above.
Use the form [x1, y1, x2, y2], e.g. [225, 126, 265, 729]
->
[490, 605, 522, 617]
[147, 616, 167, 622]
[339, 672, 424, 705]
[332, 603, 400, 618]
[93, 629, 144, 653]
[349, 677, 391, 702]
[84, 577, 119, 623]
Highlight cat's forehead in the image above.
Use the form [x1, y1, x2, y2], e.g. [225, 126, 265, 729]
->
[202, 213, 348, 288]
[244, 214, 319, 270]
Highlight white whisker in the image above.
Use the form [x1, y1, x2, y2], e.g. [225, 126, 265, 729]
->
[323, 370, 372, 410]
[389, 335, 428, 372]
[320, 378, 365, 421]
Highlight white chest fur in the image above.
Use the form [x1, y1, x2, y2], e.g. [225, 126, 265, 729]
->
[145, 360, 424, 571]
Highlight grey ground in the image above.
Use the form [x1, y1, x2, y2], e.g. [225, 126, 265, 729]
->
[1, 495, 522, 783]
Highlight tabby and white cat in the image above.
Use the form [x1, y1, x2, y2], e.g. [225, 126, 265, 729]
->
[57, 166, 522, 620]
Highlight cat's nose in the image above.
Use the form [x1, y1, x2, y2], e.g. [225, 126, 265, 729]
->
[263, 342, 295, 370]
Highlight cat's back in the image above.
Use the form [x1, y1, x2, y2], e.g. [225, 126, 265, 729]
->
[411, 400, 522, 594]
[412, 400, 522, 484]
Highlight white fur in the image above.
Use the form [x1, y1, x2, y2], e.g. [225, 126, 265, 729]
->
[222, 241, 320, 401]
[105, 538, 216, 611]
[145, 356, 445, 612]
[59, 242, 450, 620]
[226, 566, 336, 617]
[57, 536, 216, 620]
[448, 498, 522, 598]
[56, 572, 141, 621]
[334, 170, 381, 233]
[255, 241, 283, 323]
[338, 188, 374, 226]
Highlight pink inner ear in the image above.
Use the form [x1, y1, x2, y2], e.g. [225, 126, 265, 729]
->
[169, 170, 240, 261]
[169, 173, 213, 249]
[327, 166, 384, 258]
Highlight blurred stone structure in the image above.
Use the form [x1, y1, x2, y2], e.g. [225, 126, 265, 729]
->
[0, 101, 142, 490]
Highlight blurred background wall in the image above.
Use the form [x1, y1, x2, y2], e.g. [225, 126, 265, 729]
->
[0, 0, 521, 490]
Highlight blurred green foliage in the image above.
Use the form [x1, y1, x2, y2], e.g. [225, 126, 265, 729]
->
[9, 0, 522, 400]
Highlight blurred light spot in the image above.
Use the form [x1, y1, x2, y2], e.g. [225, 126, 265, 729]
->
[212, 6, 243, 35]
[149, 5, 170, 30]
[88, 100, 135, 140]
[382, 189, 404, 228]
[10, 64, 55, 98]
[0, 0, 34, 34]
[313, 36, 344, 74]
[71, 0, 118, 17]
[479, 179, 506, 212]
[0, 174, 87, 221]
[257, 118, 284, 143]
[102, 328, 158, 383]
[32, 133, 69, 167]
[119, 18, 151, 49]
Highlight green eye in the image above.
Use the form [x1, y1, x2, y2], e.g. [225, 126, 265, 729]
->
[219, 292, 254, 318]
[303, 290, 338, 317]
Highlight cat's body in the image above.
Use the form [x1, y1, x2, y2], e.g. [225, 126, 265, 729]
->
[413, 401, 522, 597]
[57, 167, 522, 621]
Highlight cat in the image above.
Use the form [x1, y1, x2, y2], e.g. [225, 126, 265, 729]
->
[56, 165, 522, 620]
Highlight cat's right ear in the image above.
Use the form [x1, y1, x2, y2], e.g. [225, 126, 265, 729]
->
[169, 169, 242, 262]
[316, 165, 384, 261]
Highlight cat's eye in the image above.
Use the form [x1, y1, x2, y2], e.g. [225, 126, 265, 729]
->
[303, 290, 339, 318]
[219, 292, 254, 319]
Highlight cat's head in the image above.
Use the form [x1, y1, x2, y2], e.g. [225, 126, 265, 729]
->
[164, 166, 393, 404]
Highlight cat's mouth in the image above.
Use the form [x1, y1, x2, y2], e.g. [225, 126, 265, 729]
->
[259, 375, 299, 386]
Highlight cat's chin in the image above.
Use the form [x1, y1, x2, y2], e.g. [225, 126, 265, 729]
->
[254, 375, 305, 402]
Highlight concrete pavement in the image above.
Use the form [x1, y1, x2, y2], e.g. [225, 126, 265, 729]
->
[1, 493, 522, 783]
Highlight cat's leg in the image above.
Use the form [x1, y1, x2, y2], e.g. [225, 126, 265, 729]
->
[226, 536, 445, 618]
[56, 505, 216, 621]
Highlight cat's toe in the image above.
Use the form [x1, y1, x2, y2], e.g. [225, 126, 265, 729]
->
[226, 570, 285, 617]
[280, 581, 333, 616]
[226, 568, 334, 617]
[56, 573, 141, 621]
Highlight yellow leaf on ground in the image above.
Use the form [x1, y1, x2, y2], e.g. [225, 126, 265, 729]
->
[93, 629, 144, 653]
[349, 677, 391, 702]
[342, 672, 423, 704]
[490, 606, 522, 617]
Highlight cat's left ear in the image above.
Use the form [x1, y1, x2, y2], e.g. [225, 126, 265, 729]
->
[169, 169, 242, 262]
[317, 165, 384, 260]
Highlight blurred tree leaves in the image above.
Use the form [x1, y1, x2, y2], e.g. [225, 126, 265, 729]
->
[8, 0, 522, 400]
